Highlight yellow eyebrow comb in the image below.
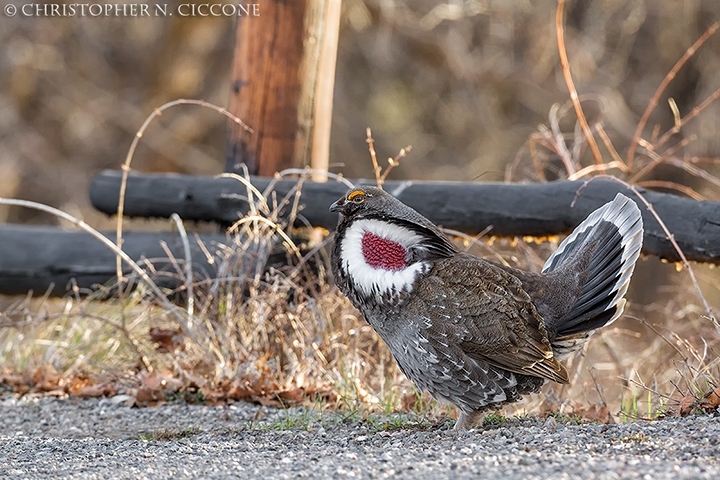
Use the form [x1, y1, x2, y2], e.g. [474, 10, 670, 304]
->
[348, 190, 365, 201]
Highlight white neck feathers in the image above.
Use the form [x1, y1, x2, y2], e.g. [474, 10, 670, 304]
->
[340, 219, 428, 301]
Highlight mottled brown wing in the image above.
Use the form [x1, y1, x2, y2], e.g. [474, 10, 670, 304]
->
[410, 253, 569, 384]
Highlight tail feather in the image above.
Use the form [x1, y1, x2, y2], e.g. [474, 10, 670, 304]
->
[542, 193, 643, 356]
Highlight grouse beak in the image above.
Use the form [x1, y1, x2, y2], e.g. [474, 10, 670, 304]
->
[329, 197, 346, 214]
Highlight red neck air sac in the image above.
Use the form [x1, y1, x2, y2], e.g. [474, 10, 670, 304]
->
[361, 232, 408, 271]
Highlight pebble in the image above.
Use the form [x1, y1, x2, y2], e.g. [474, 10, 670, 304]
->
[1, 397, 719, 479]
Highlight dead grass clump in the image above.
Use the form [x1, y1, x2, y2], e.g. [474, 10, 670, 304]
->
[0, 170, 422, 417]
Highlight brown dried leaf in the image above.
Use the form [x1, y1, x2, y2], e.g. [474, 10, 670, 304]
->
[142, 371, 164, 390]
[572, 404, 612, 424]
[700, 387, 720, 411]
[31, 366, 62, 392]
[254, 395, 283, 408]
[679, 396, 697, 416]
[162, 376, 184, 392]
[76, 384, 118, 398]
[200, 386, 227, 406]
[227, 382, 255, 402]
[148, 327, 185, 353]
[135, 385, 166, 407]
[0, 374, 25, 386]
[66, 376, 94, 394]
[401, 392, 420, 412]
[277, 388, 305, 403]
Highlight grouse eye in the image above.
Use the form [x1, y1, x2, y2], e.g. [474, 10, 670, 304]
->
[348, 190, 366, 204]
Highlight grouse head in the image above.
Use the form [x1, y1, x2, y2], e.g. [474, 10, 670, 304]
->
[330, 186, 457, 306]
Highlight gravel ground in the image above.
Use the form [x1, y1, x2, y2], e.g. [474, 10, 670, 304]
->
[1, 397, 719, 479]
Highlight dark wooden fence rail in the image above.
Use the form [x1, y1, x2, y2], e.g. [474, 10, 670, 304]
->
[0, 226, 226, 296]
[90, 170, 720, 265]
[2, 172, 719, 297]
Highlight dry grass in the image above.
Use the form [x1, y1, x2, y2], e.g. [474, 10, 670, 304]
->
[0, 172, 421, 417]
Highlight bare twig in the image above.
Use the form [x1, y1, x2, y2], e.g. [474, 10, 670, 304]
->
[216, 172, 269, 216]
[269, 168, 355, 190]
[170, 213, 194, 318]
[684, 156, 720, 166]
[632, 155, 720, 191]
[595, 124, 626, 167]
[79, 311, 153, 371]
[636, 181, 705, 201]
[227, 215, 303, 262]
[440, 227, 509, 266]
[567, 161, 628, 181]
[506, 140, 530, 182]
[529, 133, 550, 181]
[629, 315, 689, 362]
[624, 376, 678, 403]
[653, 86, 720, 152]
[366, 128, 382, 186]
[116, 99, 252, 283]
[364, 128, 410, 188]
[380, 145, 412, 184]
[626, 21, 720, 168]
[548, 103, 577, 174]
[657, 135, 697, 160]
[555, 0, 604, 169]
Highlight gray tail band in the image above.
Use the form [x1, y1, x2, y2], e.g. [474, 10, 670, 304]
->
[544, 193, 643, 341]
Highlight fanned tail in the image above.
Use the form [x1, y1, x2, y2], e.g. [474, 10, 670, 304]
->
[542, 193, 643, 358]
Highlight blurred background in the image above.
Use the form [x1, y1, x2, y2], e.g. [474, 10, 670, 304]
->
[1, 0, 719, 413]
[1, 0, 719, 225]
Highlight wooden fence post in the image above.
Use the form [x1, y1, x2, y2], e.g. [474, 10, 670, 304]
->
[226, 0, 341, 178]
[308, 0, 341, 182]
